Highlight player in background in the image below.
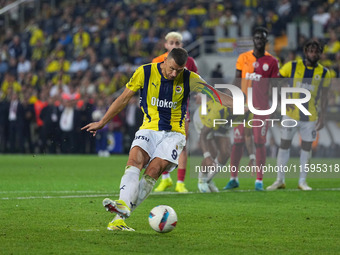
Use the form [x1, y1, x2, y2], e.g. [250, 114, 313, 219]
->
[82, 48, 233, 231]
[267, 39, 331, 191]
[224, 27, 280, 191]
[193, 95, 255, 192]
[152, 31, 198, 193]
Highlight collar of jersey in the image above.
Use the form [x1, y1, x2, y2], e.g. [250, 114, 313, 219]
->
[157, 62, 170, 81]
[303, 60, 317, 69]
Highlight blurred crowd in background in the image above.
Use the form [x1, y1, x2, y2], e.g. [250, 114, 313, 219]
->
[0, 0, 340, 155]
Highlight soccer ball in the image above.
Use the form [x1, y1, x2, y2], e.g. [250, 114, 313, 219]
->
[148, 205, 177, 233]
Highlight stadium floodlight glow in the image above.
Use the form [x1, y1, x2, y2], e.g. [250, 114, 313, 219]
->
[201, 84, 312, 116]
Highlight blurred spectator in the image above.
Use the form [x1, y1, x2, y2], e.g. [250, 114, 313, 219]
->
[132, 16, 150, 32]
[312, 6, 330, 27]
[79, 75, 96, 97]
[253, 14, 266, 31]
[0, 94, 10, 152]
[72, 27, 91, 56]
[17, 55, 31, 74]
[27, 21, 45, 47]
[58, 30, 72, 47]
[0, 57, 9, 78]
[325, 9, 340, 32]
[69, 53, 89, 73]
[220, 9, 238, 27]
[31, 39, 48, 71]
[0, 44, 10, 62]
[203, 13, 219, 36]
[292, 2, 311, 25]
[8, 92, 24, 153]
[179, 25, 193, 46]
[324, 30, 340, 55]
[128, 27, 142, 50]
[40, 96, 61, 153]
[1, 73, 21, 99]
[277, 0, 292, 22]
[239, 9, 255, 32]
[333, 52, 340, 77]
[59, 98, 81, 154]
[142, 29, 160, 54]
[22, 92, 35, 153]
[211, 63, 223, 79]
[109, 71, 128, 95]
[265, 10, 281, 36]
[8, 35, 27, 59]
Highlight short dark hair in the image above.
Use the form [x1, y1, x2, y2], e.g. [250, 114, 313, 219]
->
[253, 27, 269, 38]
[304, 39, 323, 53]
[167, 48, 188, 66]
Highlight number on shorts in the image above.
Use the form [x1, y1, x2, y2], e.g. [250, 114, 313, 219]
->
[171, 149, 178, 160]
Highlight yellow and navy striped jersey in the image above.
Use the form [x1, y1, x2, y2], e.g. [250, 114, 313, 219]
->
[126, 63, 207, 135]
[280, 59, 331, 121]
[199, 100, 253, 130]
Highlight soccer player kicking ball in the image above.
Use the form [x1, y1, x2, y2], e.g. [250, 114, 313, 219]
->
[152, 32, 198, 193]
[82, 48, 233, 231]
[266, 39, 331, 191]
[224, 27, 280, 191]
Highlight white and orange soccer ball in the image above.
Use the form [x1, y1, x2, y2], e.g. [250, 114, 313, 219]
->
[148, 205, 177, 233]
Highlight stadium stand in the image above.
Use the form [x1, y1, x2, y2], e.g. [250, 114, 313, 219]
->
[0, 0, 339, 157]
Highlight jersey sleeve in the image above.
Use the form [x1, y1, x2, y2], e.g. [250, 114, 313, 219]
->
[279, 61, 292, 78]
[235, 54, 245, 71]
[189, 72, 208, 92]
[323, 69, 332, 88]
[126, 66, 145, 92]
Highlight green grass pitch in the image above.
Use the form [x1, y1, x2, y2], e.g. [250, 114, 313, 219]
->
[1, 155, 340, 254]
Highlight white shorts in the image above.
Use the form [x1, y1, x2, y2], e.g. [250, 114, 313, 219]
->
[280, 116, 317, 142]
[131, 129, 186, 172]
[193, 108, 230, 139]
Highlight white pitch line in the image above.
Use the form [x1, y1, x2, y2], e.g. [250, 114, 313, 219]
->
[1, 187, 340, 200]
[0, 190, 106, 194]
[72, 229, 100, 232]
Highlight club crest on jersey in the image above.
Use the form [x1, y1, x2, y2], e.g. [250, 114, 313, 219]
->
[262, 63, 269, 71]
[175, 85, 182, 93]
[253, 62, 259, 68]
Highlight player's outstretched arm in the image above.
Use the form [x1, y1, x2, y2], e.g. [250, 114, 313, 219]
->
[81, 88, 136, 136]
[190, 73, 233, 109]
[214, 91, 233, 109]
